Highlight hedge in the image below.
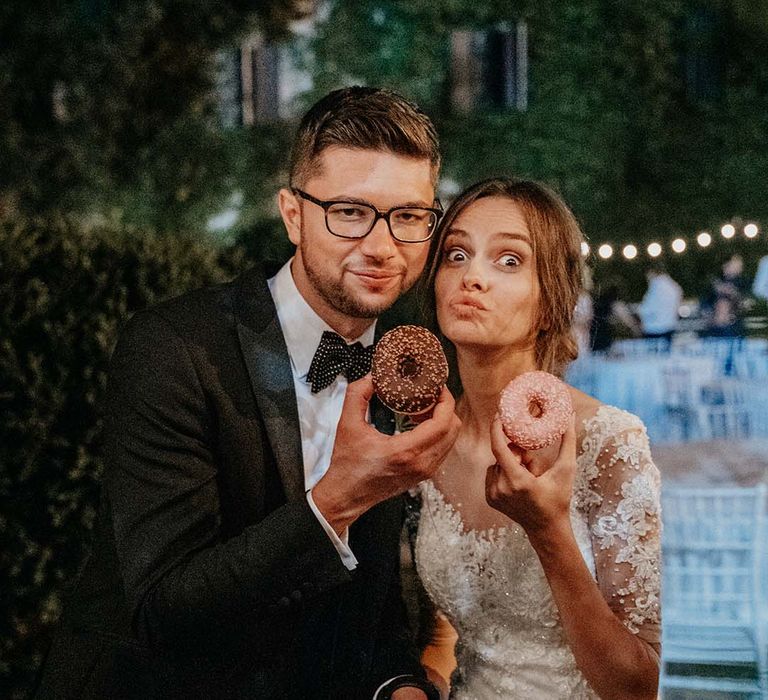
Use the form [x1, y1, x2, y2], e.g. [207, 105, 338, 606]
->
[0, 218, 248, 698]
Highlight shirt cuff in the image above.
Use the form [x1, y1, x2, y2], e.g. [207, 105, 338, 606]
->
[306, 488, 358, 571]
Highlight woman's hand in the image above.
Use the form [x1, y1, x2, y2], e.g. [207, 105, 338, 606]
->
[515, 438, 562, 478]
[485, 414, 577, 534]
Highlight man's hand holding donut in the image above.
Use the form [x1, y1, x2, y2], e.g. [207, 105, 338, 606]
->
[485, 414, 577, 537]
[312, 374, 461, 536]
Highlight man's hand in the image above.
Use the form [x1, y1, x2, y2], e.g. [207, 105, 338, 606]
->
[313, 374, 460, 534]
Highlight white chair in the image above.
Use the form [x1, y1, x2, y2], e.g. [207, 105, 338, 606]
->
[695, 379, 753, 441]
[661, 361, 715, 441]
[732, 347, 768, 380]
[611, 337, 670, 358]
[695, 404, 753, 441]
[745, 388, 768, 439]
[660, 484, 768, 698]
[681, 337, 744, 376]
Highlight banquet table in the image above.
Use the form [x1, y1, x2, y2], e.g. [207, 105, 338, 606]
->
[566, 354, 764, 443]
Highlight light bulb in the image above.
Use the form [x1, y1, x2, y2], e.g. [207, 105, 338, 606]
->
[671, 238, 686, 253]
[744, 223, 759, 238]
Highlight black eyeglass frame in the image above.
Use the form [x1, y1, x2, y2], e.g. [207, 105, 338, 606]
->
[291, 187, 443, 243]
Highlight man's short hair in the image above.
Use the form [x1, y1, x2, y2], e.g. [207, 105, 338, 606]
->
[289, 86, 441, 187]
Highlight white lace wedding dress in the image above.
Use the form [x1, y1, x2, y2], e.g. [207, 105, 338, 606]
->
[414, 405, 662, 699]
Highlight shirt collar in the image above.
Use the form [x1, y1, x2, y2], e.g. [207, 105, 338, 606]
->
[267, 258, 376, 380]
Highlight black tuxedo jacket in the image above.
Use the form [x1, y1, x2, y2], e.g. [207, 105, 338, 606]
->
[34, 265, 423, 699]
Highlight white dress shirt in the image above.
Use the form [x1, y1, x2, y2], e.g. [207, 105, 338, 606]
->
[638, 273, 683, 335]
[268, 259, 376, 571]
[269, 259, 432, 699]
[753, 256, 768, 300]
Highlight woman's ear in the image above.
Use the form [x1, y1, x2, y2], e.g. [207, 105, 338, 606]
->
[278, 188, 302, 245]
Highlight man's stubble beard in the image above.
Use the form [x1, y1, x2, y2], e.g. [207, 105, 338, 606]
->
[300, 236, 411, 320]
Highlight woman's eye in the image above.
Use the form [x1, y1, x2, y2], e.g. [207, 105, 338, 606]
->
[498, 254, 521, 267]
[444, 248, 467, 262]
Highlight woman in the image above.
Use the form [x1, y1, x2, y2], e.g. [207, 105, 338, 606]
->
[413, 178, 661, 699]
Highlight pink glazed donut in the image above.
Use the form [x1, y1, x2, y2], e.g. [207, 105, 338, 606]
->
[498, 371, 573, 450]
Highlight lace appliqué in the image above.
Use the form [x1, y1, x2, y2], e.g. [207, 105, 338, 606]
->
[578, 406, 662, 636]
[416, 482, 598, 699]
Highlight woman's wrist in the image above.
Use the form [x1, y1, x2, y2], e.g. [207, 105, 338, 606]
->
[525, 515, 575, 557]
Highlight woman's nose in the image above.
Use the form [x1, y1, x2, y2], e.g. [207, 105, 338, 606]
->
[461, 260, 487, 291]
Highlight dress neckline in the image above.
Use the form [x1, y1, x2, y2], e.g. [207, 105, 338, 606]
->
[421, 479, 519, 543]
[422, 404, 631, 542]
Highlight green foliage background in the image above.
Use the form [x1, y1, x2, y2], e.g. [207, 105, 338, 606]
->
[0, 3, 296, 696]
[306, 0, 768, 298]
[0, 1, 302, 233]
[3, 0, 767, 294]
[0, 219, 247, 697]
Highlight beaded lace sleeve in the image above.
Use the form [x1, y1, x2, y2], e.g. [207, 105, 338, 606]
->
[574, 406, 662, 649]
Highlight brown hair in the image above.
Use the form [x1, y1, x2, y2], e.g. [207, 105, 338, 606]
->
[288, 86, 441, 187]
[420, 177, 585, 377]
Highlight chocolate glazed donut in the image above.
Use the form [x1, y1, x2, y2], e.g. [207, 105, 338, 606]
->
[372, 325, 449, 415]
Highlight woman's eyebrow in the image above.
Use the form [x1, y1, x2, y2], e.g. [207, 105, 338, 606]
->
[446, 227, 532, 245]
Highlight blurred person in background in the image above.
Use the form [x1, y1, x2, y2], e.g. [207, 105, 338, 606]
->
[637, 262, 682, 350]
[701, 254, 748, 337]
[752, 254, 768, 302]
[589, 278, 641, 352]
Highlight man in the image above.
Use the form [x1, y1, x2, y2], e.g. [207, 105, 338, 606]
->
[753, 255, 768, 301]
[34, 87, 459, 699]
[637, 262, 683, 349]
[706, 253, 747, 337]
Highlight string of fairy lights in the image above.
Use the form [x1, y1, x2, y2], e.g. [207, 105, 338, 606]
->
[583, 222, 763, 261]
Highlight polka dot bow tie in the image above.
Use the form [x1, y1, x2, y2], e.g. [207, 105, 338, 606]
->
[306, 330, 375, 394]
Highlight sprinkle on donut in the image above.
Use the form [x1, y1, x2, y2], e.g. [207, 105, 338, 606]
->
[372, 325, 449, 415]
[498, 371, 573, 450]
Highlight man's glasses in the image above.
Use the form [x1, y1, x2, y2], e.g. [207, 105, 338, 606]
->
[292, 188, 442, 243]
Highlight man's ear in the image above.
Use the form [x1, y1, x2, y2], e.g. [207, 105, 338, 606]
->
[278, 188, 302, 246]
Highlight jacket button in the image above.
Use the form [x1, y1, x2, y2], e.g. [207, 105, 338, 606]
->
[290, 589, 302, 603]
[301, 581, 314, 594]
[278, 596, 290, 608]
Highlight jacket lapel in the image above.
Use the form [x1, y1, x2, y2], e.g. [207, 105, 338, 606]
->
[235, 266, 305, 502]
[233, 266, 401, 499]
